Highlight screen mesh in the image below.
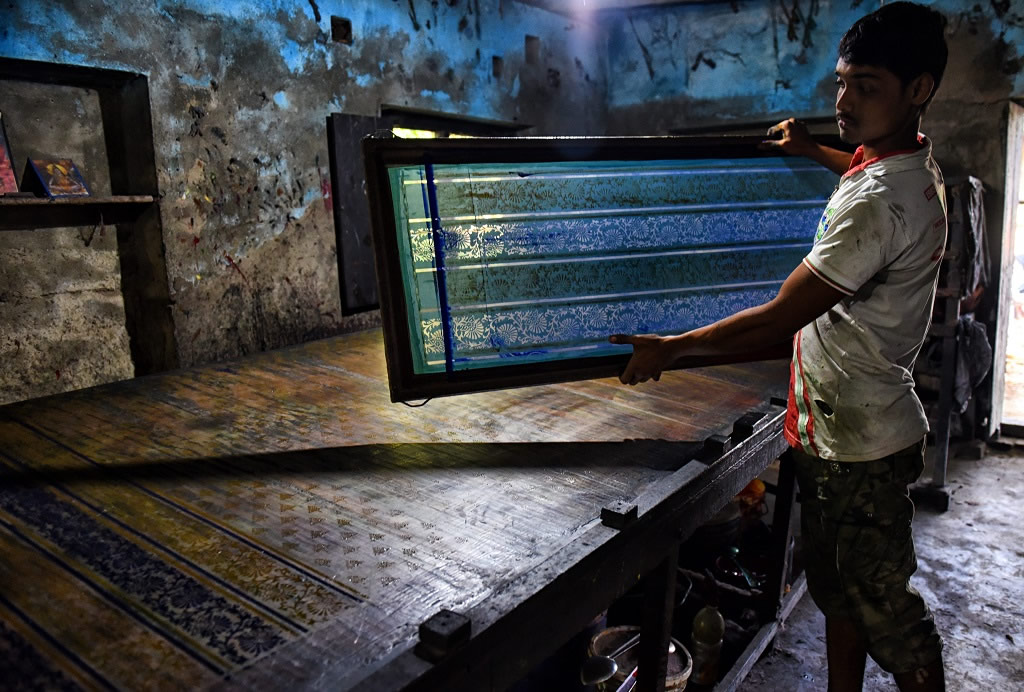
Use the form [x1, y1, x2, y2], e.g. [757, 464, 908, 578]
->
[387, 158, 836, 375]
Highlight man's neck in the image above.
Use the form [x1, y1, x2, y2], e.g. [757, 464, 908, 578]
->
[860, 120, 924, 161]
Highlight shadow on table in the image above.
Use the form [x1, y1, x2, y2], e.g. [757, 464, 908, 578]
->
[1, 438, 706, 487]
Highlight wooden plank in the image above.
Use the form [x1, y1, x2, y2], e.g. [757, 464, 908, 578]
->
[759, 450, 797, 623]
[715, 575, 808, 692]
[328, 113, 381, 315]
[340, 409, 789, 692]
[0, 196, 156, 230]
[0, 56, 136, 89]
[638, 545, 679, 692]
[10, 330, 787, 453]
[0, 196, 155, 205]
[99, 74, 178, 374]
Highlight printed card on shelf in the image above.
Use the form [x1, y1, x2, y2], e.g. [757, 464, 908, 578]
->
[22, 157, 92, 198]
[0, 111, 18, 195]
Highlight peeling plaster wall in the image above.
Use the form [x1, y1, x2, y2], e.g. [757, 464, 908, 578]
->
[605, 1, 835, 129]
[605, 1, 1023, 132]
[0, 0, 608, 403]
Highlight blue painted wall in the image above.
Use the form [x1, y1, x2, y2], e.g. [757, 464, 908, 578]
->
[603, 0, 1023, 130]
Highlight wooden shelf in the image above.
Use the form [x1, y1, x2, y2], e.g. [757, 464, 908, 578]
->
[0, 56, 177, 373]
[0, 195, 156, 230]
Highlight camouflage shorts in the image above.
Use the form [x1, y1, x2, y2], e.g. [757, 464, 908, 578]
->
[791, 440, 943, 674]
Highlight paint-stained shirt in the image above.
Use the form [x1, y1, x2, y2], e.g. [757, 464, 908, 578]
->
[785, 136, 947, 461]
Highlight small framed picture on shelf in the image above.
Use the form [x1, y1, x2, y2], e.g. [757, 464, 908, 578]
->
[21, 157, 91, 198]
[0, 111, 19, 195]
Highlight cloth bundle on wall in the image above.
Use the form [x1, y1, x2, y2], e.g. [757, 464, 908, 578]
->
[954, 314, 993, 414]
[947, 176, 989, 314]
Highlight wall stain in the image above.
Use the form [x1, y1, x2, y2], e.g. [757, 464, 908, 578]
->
[780, 0, 820, 64]
[316, 156, 332, 213]
[990, 0, 1010, 19]
[308, 0, 321, 24]
[691, 52, 716, 71]
[408, 0, 421, 31]
[771, 3, 780, 72]
[223, 252, 248, 284]
[628, 15, 655, 79]
[188, 104, 205, 137]
[691, 48, 744, 73]
[646, 16, 680, 71]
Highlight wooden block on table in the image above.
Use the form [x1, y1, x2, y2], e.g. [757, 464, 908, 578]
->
[731, 410, 768, 441]
[415, 609, 472, 662]
[698, 434, 733, 462]
[601, 500, 638, 530]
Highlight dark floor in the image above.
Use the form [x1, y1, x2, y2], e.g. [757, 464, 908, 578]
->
[739, 443, 1024, 691]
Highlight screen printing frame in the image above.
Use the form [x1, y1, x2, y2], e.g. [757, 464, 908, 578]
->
[363, 135, 817, 402]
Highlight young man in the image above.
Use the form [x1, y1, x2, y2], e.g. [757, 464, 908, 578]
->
[610, 3, 948, 690]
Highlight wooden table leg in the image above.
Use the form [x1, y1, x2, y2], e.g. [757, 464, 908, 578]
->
[637, 543, 679, 692]
[759, 449, 797, 625]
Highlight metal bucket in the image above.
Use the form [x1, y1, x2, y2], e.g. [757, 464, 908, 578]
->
[587, 625, 692, 691]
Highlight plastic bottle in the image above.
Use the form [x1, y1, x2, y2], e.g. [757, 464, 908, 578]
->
[690, 570, 725, 685]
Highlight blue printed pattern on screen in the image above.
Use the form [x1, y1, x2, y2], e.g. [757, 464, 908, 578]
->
[388, 159, 836, 374]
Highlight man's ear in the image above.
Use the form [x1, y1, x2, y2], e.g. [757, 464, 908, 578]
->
[908, 73, 935, 106]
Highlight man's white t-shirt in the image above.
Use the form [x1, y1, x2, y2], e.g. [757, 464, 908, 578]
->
[784, 136, 947, 461]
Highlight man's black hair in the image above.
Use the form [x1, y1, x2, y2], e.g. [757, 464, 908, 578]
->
[839, 2, 948, 104]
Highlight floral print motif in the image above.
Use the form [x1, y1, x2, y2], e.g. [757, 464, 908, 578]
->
[0, 485, 286, 665]
[0, 620, 79, 691]
[420, 288, 779, 369]
[410, 208, 822, 266]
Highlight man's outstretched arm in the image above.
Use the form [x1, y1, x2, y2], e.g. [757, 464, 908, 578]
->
[610, 262, 845, 385]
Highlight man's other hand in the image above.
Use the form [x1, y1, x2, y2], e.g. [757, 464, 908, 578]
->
[761, 117, 817, 158]
[608, 333, 676, 385]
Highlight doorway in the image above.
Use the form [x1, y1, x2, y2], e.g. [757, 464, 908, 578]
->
[1002, 116, 1024, 430]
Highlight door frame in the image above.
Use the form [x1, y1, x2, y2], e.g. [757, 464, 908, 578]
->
[992, 100, 1024, 436]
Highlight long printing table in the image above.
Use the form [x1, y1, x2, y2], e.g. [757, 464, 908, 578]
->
[0, 328, 794, 691]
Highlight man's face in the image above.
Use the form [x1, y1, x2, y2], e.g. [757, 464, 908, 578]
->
[834, 58, 922, 146]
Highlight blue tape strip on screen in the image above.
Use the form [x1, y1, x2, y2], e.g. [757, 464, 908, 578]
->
[423, 160, 455, 375]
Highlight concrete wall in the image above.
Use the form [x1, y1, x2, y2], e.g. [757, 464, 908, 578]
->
[0, 0, 608, 404]
[605, 1, 1024, 132]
